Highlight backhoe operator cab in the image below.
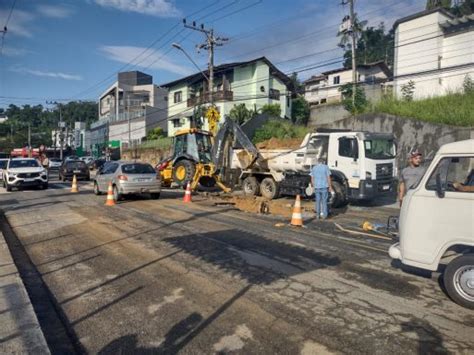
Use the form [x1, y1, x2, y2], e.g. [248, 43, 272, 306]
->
[389, 139, 474, 309]
[158, 128, 214, 187]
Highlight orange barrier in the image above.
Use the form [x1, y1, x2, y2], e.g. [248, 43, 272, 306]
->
[105, 182, 116, 206]
[71, 174, 78, 193]
[290, 194, 303, 227]
[183, 182, 192, 203]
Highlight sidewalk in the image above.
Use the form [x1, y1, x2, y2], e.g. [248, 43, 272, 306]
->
[0, 230, 50, 354]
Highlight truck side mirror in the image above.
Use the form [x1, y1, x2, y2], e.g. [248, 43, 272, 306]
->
[435, 173, 445, 198]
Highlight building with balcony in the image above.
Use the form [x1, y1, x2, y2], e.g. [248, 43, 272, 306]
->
[96, 71, 168, 148]
[160, 57, 293, 136]
[393, 8, 474, 99]
[304, 61, 391, 106]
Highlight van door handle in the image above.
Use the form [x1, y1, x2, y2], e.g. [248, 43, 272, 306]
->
[335, 160, 338, 167]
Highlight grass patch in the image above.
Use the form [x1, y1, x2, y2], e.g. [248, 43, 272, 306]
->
[253, 120, 310, 144]
[138, 137, 172, 150]
[367, 92, 474, 127]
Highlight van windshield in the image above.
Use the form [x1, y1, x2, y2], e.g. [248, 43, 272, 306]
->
[364, 139, 395, 159]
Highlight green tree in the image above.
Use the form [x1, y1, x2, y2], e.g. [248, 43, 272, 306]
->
[426, 0, 452, 10]
[260, 103, 281, 118]
[289, 72, 304, 95]
[463, 75, 474, 94]
[401, 80, 416, 101]
[452, 0, 474, 15]
[229, 103, 254, 125]
[291, 96, 310, 125]
[145, 127, 165, 140]
[342, 23, 394, 69]
[339, 83, 367, 114]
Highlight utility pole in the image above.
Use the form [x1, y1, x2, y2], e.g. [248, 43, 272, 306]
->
[349, 0, 357, 109]
[182, 19, 228, 105]
[27, 123, 31, 150]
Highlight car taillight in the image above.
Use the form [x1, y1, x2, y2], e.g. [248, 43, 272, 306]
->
[117, 175, 128, 181]
[157, 161, 168, 171]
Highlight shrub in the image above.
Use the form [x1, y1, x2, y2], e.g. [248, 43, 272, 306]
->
[253, 120, 310, 144]
[339, 83, 368, 114]
[401, 80, 416, 101]
[291, 96, 310, 125]
[260, 103, 281, 117]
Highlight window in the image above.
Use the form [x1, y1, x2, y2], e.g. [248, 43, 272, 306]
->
[333, 76, 340, 85]
[121, 164, 155, 174]
[174, 91, 182, 103]
[338, 138, 358, 159]
[172, 119, 181, 128]
[286, 95, 291, 107]
[321, 98, 327, 104]
[426, 157, 474, 193]
[269, 88, 280, 100]
[103, 163, 118, 174]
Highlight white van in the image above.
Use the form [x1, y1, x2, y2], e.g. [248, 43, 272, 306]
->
[389, 139, 474, 309]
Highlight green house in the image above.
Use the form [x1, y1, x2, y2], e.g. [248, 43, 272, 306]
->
[161, 57, 293, 136]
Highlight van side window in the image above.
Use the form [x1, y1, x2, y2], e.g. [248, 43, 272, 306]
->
[426, 157, 474, 193]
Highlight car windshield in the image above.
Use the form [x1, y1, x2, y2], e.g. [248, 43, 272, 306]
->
[364, 139, 396, 160]
[121, 164, 155, 174]
[10, 160, 40, 168]
[66, 161, 87, 169]
[0, 160, 7, 169]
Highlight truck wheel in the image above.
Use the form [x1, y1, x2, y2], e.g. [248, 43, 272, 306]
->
[172, 160, 196, 187]
[443, 254, 474, 309]
[6, 184, 12, 192]
[331, 181, 348, 208]
[150, 193, 160, 200]
[243, 176, 260, 196]
[260, 177, 280, 200]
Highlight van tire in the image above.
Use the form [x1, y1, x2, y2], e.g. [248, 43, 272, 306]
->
[260, 177, 280, 200]
[443, 254, 474, 309]
[331, 181, 348, 208]
[243, 176, 260, 196]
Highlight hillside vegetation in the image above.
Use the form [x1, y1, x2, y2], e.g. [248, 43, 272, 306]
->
[368, 92, 474, 127]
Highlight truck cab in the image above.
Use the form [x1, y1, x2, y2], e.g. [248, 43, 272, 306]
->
[389, 139, 474, 309]
[312, 131, 397, 201]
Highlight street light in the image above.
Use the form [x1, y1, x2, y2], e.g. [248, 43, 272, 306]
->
[171, 43, 210, 84]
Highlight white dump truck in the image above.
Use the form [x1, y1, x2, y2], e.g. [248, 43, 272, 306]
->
[231, 129, 398, 207]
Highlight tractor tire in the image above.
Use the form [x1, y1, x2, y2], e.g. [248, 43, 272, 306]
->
[242, 176, 260, 196]
[260, 177, 280, 200]
[172, 160, 196, 187]
[330, 181, 348, 208]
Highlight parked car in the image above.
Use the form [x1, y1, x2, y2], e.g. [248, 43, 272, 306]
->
[80, 156, 94, 166]
[49, 158, 62, 169]
[2, 158, 48, 191]
[59, 160, 90, 181]
[93, 161, 161, 200]
[65, 155, 79, 162]
[0, 158, 8, 180]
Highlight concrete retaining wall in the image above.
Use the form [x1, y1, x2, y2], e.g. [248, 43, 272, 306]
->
[320, 113, 473, 169]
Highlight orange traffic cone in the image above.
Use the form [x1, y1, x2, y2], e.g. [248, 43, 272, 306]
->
[71, 174, 78, 193]
[183, 182, 192, 203]
[290, 194, 304, 227]
[105, 182, 116, 206]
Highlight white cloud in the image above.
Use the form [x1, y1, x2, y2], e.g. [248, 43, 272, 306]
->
[0, 9, 35, 37]
[37, 4, 73, 18]
[94, 0, 181, 17]
[10, 67, 83, 81]
[100, 45, 193, 76]
[2, 46, 30, 57]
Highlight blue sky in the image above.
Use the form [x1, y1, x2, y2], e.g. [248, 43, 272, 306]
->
[0, 0, 426, 109]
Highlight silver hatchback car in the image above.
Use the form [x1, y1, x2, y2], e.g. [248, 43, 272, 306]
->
[93, 161, 161, 200]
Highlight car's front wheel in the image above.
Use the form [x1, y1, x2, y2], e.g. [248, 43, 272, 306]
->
[150, 193, 160, 200]
[444, 254, 474, 309]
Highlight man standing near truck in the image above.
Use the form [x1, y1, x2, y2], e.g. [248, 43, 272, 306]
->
[310, 158, 333, 219]
[399, 150, 425, 206]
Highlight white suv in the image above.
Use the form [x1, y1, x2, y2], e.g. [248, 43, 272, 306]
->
[3, 158, 48, 191]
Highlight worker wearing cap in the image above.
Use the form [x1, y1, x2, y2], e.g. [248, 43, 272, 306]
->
[399, 150, 425, 206]
[310, 158, 333, 219]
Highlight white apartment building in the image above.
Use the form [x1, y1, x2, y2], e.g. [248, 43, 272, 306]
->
[304, 62, 391, 106]
[95, 71, 168, 147]
[393, 8, 474, 99]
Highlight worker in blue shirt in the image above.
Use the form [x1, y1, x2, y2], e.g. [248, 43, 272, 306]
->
[310, 158, 333, 219]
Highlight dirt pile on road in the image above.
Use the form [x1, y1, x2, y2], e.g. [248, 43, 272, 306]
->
[256, 137, 302, 150]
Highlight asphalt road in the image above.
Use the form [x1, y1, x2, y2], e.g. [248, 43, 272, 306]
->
[0, 174, 473, 354]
